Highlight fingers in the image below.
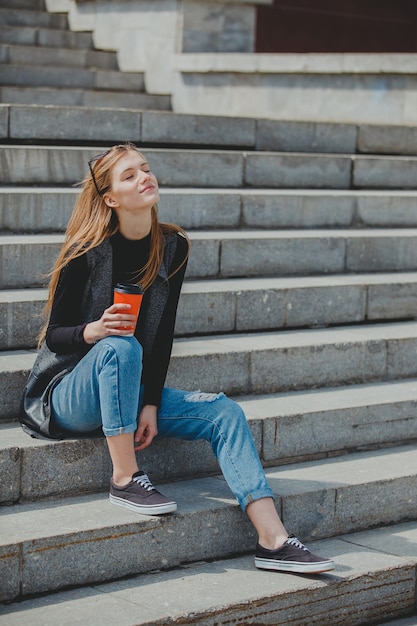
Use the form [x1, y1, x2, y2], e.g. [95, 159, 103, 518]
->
[134, 430, 156, 451]
[134, 422, 157, 451]
[100, 304, 136, 336]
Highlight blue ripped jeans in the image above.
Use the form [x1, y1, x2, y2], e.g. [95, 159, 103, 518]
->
[51, 336, 274, 511]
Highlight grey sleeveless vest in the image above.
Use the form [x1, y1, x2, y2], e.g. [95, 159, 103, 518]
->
[19, 233, 179, 439]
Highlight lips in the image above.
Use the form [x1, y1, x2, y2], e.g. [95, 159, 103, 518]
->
[141, 185, 155, 193]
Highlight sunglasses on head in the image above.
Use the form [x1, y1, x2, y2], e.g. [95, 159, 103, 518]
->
[88, 149, 111, 196]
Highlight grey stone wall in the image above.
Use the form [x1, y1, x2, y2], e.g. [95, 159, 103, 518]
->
[182, 1, 256, 52]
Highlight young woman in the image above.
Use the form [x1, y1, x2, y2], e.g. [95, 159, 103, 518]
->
[20, 143, 334, 575]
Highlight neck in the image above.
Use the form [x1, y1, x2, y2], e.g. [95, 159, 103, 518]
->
[117, 212, 152, 240]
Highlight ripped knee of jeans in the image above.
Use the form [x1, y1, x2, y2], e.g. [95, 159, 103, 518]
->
[184, 390, 225, 403]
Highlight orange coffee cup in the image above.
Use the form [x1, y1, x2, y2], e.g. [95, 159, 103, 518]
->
[113, 282, 144, 335]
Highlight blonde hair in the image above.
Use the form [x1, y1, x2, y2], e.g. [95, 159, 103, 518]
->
[38, 143, 189, 346]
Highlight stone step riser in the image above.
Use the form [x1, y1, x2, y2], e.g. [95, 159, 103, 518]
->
[2, 232, 417, 289]
[3, 106, 417, 157]
[2, 322, 417, 420]
[0, 86, 171, 111]
[3, 105, 417, 156]
[3, 380, 417, 503]
[0, 65, 144, 91]
[3, 143, 417, 189]
[1, 275, 417, 350]
[165, 324, 417, 397]
[0, 484, 255, 601]
[0, 43, 119, 70]
[0, 0, 44, 9]
[3, 524, 416, 626]
[1, 445, 416, 602]
[0, 24, 93, 49]
[2, 189, 417, 231]
[0, 8, 67, 30]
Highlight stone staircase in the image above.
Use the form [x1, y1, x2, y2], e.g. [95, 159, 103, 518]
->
[0, 0, 170, 110]
[1, 3, 417, 626]
[1, 105, 417, 624]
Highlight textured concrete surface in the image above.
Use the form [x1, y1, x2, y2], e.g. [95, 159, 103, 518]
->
[1, 522, 416, 625]
[3, 187, 417, 232]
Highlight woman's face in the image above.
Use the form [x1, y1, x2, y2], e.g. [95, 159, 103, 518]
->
[105, 150, 160, 215]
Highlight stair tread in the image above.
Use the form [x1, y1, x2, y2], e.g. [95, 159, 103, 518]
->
[1, 86, 153, 95]
[3, 376, 417, 443]
[2, 185, 417, 196]
[0, 24, 94, 48]
[0, 63, 142, 78]
[2, 270, 417, 298]
[1, 106, 417, 156]
[1, 521, 416, 625]
[1, 444, 416, 541]
[171, 320, 417, 350]
[2, 186, 417, 232]
[2, 142, 417, 189]
[3, 228, 417, 242]
[6, 141, 417, 159]
[0, 7, 67, 29]
[2, 320, 417, 367]
[1, 42, 118, 66]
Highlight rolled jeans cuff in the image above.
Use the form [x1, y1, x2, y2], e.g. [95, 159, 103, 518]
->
[241, 487, 275, 512]
[103, 422, 138, 438]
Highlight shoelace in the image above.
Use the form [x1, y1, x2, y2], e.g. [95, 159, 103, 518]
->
[132, 473, 155, 492]
[286, 536, 309, 552]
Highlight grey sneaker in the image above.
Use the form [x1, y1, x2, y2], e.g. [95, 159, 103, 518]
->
[109, 470, 177, 515]
[255, 535, 335, 574]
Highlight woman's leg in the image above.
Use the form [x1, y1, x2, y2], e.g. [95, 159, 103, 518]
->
[156, 388, 274, 511]
[106, 432, 138, 486]
[157, 389, 288, 542]
[156, 387, 334, 572]
[51, 336, 176, 514]
[51, 336, 142, 484]
[246, 498, 288, 549]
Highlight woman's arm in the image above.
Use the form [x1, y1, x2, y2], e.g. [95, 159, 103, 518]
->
[141, 234, 189, 406]
[46, 255, 90, 353]
[46, 253, 139, 352]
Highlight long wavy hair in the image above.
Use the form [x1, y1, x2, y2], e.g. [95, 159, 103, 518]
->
[38, 143, 189, 346]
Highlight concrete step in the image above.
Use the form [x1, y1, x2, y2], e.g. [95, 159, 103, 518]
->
[3, 378, 417, 502]
[0, 0, 44, 9]
[0, 444, 416, 602]
[1, 520, 416, 625]
[381, 618, 417, 626]
[0, 24, 93, 49]
[0, 86, 171, 110]
[2, 321, 417, 420]
[0, 64, 144, 92]
[163, 321, 417, 395]
[2, 230, 417, 289]
[4, 143, 417, 189]
[0, 7, 67, 30]
[3, 106, 417, 157]
[260, 120, 417, 158]
[0, 43, 119, 70]
[2, 188, 417, 232]
[2, 272, 417, 350]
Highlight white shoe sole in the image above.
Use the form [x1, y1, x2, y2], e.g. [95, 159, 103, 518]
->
[255, 556, 335, 574]
[109, 494, 177, 515]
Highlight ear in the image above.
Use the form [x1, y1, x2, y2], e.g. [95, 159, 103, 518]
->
[103, 193, 119, 209]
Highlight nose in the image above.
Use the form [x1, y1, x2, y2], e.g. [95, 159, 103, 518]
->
[139, 171, 151, 183]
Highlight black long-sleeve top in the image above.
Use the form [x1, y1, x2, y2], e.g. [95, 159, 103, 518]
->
[46, 230, 188, 407]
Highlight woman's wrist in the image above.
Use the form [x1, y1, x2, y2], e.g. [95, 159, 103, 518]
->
[83, 322, 99, 345]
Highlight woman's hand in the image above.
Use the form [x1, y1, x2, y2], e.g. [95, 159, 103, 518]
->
[134, 404, 158, 451]
[83, 303, 137, 344]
